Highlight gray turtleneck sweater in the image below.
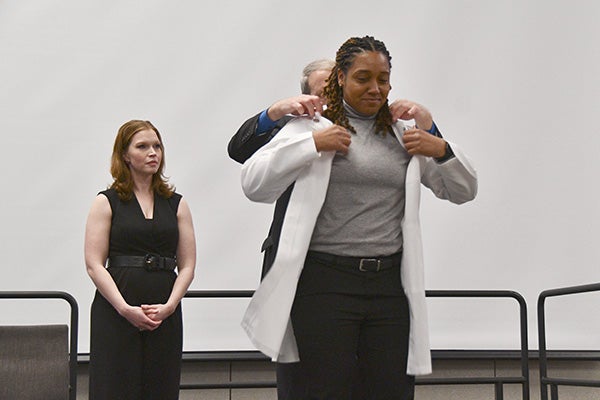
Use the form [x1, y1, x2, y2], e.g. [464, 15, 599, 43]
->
[308, 104, 410, 257]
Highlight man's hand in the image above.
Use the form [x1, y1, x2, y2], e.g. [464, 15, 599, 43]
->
[313, 125, 352, 154]
[267, 95, 325, 121]
[389, 99, 433, 131]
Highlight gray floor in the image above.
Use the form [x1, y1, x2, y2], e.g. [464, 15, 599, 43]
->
[74, 358, 600, 400]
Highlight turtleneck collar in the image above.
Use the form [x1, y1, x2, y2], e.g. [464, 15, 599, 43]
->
[343, 100, 377, 120]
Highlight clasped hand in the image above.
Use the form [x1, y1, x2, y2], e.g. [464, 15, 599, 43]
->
[122, 303, 175, 331]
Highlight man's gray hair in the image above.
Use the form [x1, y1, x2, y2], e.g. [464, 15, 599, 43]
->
[300, 59, 335, 94]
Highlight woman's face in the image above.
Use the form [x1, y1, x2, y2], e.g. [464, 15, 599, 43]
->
[124, 129, 162, 177]
[338, 51, 391, 116]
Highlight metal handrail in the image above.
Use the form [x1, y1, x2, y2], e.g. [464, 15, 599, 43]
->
[0, 290, 79, 400]
[182, 289, 529, 400]
[538, 282, 600, 400]
[425, 290, 529, 400]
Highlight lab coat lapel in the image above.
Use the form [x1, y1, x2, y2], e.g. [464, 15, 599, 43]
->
[393, 124, 432, 374]
[241, 120, 335, 362]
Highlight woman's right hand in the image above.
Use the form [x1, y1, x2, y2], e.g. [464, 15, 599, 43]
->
[312, 125, 351, 154]
[120, 305, 162, 331]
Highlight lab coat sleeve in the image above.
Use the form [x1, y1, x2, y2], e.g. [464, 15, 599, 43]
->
[241, 117, 329, 203]
[420, 141, 478, 204]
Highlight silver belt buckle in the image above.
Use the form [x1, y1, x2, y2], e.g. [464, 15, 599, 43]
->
[359, 258, 381, 272]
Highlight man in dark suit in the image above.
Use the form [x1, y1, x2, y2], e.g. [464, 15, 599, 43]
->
[228, 59, 334, 281]
[228, 59, 335, 400]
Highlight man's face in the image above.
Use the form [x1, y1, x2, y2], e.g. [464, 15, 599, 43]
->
[307, 69, 331, 104]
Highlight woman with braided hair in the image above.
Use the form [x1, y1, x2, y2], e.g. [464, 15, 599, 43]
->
[240, 35, 477, 399]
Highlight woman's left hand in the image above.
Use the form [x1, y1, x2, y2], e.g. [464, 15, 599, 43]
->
[402, 128, 447, 158]
[141, 303, 176, 322]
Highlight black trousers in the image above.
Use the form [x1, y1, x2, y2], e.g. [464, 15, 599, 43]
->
[89, 292, 183, 400]
[277, 251, 415, 400]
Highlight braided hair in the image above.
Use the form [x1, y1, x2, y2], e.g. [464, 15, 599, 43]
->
[323, 36, 393, 135]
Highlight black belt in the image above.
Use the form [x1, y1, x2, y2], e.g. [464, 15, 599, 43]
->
[306, 250, 402, 272]
[107, 254, 177, 271]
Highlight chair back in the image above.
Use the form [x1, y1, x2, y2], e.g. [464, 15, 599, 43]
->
[0, 324, 70, 400]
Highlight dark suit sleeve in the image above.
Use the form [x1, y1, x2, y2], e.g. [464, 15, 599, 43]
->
[227, 113, 290, 164]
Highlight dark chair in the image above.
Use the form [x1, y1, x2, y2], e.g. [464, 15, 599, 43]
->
[0, 291, 78, 400]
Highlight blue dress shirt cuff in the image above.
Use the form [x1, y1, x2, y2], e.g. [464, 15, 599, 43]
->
[256, 110, 278, 135]
[426, 121, 439, 136]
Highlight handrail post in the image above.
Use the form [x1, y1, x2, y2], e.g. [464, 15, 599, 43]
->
[495, 381, 504, 400]
[424, 290, 529, 400]
[538, 292, 549, 400]
[537, 282, 600, 400]
[550, 384, 558, 400]
[515, 292, 530, 400]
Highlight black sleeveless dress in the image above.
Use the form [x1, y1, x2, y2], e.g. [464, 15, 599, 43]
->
[89, 189, 183, 400]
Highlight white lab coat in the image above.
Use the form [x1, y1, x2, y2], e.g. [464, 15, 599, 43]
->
[240, 115, 477, 375]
